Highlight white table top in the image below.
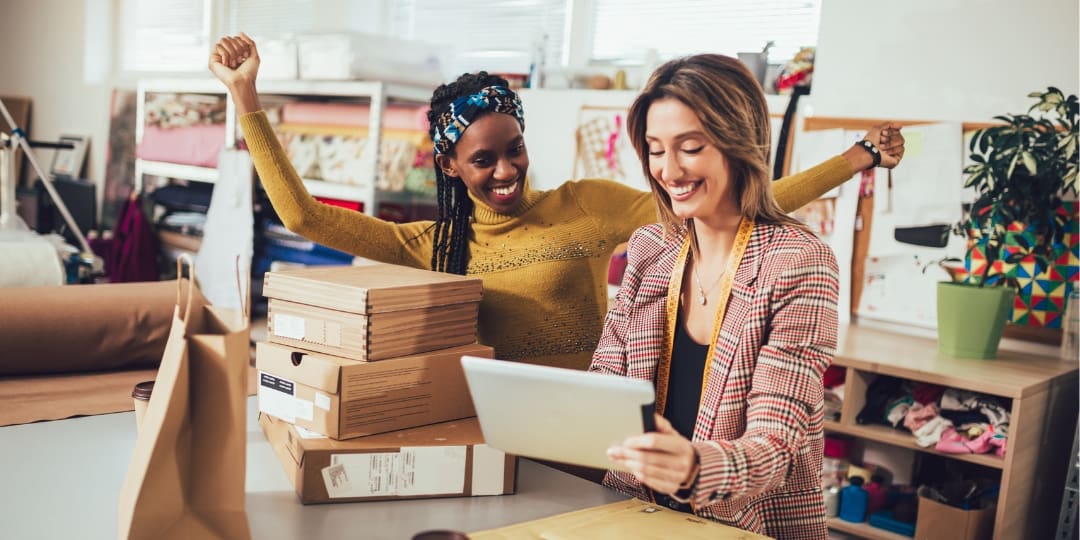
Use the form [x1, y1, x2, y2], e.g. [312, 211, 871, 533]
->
[0, 397, 627, 539]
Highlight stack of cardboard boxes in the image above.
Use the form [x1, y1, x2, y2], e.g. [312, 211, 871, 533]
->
[255, 263, 516, 504]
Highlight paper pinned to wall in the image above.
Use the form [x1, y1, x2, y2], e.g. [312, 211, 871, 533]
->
[196, 149, 254, 310]
[889, 123, 964, 228]
[573, 106, 646, 191]
[794, 128, 849, 199]
[855, 123, 966, 328]
[791, 128, 860, 324]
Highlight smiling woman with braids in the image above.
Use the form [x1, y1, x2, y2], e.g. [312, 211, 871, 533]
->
[209, 34, 905, 371]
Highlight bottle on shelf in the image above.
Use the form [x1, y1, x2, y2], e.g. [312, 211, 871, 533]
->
[823, 484, 841, 518]
[839, 476, 869, 523]
[865, 475, 888, 515]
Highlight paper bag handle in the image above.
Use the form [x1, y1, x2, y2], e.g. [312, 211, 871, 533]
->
[176, 254, 196, 322]
[234, 255, 251, 321]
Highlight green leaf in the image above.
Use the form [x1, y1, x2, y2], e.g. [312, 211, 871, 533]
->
[1021, 151, 1038, 175]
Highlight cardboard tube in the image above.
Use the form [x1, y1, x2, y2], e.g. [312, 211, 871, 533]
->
[0, 280, 205, 376]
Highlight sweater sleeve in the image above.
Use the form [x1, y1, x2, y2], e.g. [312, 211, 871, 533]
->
[772, 156, 855, 212]
[574, 154, 854, 240]
[239, 111, 432, 268]
[690, 238, 839, 506]
[570, 179, 656, 243]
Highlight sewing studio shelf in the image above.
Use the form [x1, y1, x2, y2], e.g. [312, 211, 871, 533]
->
[826, 325, 1077, 540]
[134, 77, 435, 215]
[823, 421, 1004, 469]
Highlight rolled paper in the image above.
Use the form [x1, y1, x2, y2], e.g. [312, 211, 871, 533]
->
[0, 280, 206, 376]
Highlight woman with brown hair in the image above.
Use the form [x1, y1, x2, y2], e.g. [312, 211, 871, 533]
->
[210, 35, 901, 374]
[598, 54, 842, 538]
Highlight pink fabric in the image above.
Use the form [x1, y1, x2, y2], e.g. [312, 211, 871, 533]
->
[824, 436, 853, 459]
[137, 124, 226, 168]
[903, 402, 940, 432]
[280, 102, 429, 131]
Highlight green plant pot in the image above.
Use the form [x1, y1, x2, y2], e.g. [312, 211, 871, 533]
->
[936, 282, 1015, 359]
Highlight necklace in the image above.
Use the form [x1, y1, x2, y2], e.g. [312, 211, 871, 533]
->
[689, 245, 723, 305]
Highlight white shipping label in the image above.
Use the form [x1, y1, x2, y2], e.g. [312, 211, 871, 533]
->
[325, 452, 400, 498]
[314, 392, 332, 411]
[322, 446, 467, 498]
[295, 425, 327, 439]
[258, 371, 297, 423]
[397, 446, 467, 496]
[470, 444, 507, 496]
[273, 313, 305, 340]
[321, 463, 353, 498]
[295, 398, 314, 422]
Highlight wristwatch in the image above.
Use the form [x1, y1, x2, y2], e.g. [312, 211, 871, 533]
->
[856, 139, 882, 169]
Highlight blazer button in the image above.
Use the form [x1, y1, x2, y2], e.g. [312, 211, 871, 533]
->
[710, 492, 719, 501]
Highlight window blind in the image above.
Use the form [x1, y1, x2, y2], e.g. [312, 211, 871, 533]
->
[120, 0, 211, 72]
[390, 0, 568, 76]
[589, 0, 822, 64]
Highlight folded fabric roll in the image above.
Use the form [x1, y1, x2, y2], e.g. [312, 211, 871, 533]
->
[0, 280, 205, 376]
[0, 239, 64, 288]
[136, 124, 227, 168]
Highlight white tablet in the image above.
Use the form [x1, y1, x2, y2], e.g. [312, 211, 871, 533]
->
[460, 355, 656, 471]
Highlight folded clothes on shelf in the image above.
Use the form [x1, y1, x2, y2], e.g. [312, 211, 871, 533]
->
[150, 184, 214, 214]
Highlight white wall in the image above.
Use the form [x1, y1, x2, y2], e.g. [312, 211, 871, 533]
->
[519, 88, 639, 191]
[812, 0, 1079, 122]
[520, 90, 793, 190]
[0, 0, 114, 187]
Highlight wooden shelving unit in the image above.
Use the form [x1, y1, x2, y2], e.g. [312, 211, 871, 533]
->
[134, 77, 435, 215]
[826, 325, 1078, 540]
[824, 420, 1004, 469]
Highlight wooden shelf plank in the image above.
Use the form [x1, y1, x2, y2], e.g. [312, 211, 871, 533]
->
[828, 517, 913, 540]
[833, 325, 1074, 398]
[825, 421, 1004, 469]
[301, 178, 367, 201]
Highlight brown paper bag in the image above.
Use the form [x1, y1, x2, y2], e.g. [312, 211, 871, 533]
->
[118, 256, 251, 540]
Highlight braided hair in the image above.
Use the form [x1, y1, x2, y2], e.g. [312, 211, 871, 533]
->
[427, 71, 515, 275]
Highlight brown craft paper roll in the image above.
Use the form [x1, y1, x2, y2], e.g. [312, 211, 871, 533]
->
[0, 280, 205, 376]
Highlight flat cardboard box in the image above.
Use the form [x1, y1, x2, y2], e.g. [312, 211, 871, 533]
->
[262, 263, 483, 314]
[260, 413, 517, 504]
[914, 489, 995, 540]
[256, 341, 490, 439]
[267, 297, 480, 361]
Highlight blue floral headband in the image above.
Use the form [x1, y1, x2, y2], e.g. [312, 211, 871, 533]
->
[432, 85, 525, 155]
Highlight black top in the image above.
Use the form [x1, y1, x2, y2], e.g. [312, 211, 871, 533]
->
[663, 308, 709, 440]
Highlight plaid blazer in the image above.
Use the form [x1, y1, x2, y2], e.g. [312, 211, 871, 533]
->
[590, 221, 839, 540]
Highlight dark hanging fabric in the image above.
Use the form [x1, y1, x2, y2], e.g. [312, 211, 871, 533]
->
[773, 85, 811, 180]
[102, 195, 159, 282]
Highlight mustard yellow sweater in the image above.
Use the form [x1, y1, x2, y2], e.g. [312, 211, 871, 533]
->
[241, 111, 855, 370]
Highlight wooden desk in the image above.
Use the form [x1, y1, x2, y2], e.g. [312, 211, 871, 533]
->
[0, 397, 629, 539]
[827, 325, 1078, 540]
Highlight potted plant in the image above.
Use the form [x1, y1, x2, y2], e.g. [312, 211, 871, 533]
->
[938, 87, 1078, 358]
